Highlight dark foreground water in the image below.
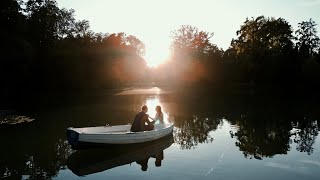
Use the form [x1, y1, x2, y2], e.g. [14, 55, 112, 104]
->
[1, 87, 320, 179]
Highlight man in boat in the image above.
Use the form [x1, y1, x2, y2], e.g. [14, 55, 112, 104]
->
[130, 105, 154, 132]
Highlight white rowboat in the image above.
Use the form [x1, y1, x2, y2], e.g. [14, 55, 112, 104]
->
[67, 123, 174, 145]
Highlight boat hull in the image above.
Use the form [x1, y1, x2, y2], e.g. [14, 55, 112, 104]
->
[67, 123, 174, 145]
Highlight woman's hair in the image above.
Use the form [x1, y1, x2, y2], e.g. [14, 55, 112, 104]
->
[156, 106, 162, 113]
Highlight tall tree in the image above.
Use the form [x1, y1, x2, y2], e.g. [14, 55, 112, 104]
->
[25, 0, 61, 48]
[231, 16, 294, 82]
[232, 16, 293, 59]
[102, 32, 125, 48]
[102, 32, 145, 57]
[165, 25, 224, 84]
[56, 8, 76, 39]
[295, 18, 320, 58]
[0, 0, 25, 35]
[170, 25, 220, 59]
[124, 35, 145, 56]
[73, 20, 92, 38]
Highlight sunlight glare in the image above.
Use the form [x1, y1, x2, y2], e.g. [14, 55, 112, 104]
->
[144, 43, 170, 67]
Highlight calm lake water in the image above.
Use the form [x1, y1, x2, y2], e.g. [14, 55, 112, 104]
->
[1, 87, 320, 179]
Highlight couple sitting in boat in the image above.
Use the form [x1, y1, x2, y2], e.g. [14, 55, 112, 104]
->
[130, 105, 164, 132]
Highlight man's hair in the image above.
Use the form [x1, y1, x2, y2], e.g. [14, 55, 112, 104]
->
[141, 105, 148, 111]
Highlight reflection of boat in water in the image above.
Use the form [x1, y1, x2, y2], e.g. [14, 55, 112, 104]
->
[67, 134, 174, 176]
[67, 123, 174, 145]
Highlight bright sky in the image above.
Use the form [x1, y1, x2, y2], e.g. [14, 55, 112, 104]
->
[56, 0, 320, 66]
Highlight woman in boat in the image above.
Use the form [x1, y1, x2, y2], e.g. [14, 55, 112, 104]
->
[149, 106, 164, 124]
[155, 106, 164, 124]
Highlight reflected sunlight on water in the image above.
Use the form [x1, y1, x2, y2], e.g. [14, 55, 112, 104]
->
[115, 87, 172, 124]
[115, 87, 165, 95]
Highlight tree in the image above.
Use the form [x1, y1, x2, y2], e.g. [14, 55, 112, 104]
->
[170, 25, 219, 59]
[295, 18, 320, 58]
[56, 8, 76, 39]
[0, 0, 25, 35]
[0, 0, 29, 97]
[101, 33, 145, 57]
[231, 16, 294, 82]
[166, 25, 224, 84]
[102, 32, 125, 48]
[73, 20, 92, 38]
[25, 0, 61, 48]
[232, 16, 293, 58]
[124, 35, 145, 56]
[223, 47, 238, 63]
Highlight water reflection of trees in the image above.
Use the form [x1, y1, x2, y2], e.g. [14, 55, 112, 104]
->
[292, 117, 319, 155]
[168, 92, 320, 158]
[174, 114, 222, 149]
[0, 138, 72, 179]
[229, 114, 292, 160]
[22, 140, 71, 179]
[0, 121, 73, 179]
[228, 95, 320, 159]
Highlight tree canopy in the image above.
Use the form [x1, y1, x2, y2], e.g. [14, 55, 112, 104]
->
[170, 25, 222, 59]
[232, 16, 293, 59]
[295, 18, 320, 57]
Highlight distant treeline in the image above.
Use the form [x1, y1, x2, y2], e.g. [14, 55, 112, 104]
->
[158, 19, 320, 88]
[1, 0, 320, 97]
[1, 0, 147, 97]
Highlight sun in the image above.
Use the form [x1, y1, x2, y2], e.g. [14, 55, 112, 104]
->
[144, 44, 170, 67]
